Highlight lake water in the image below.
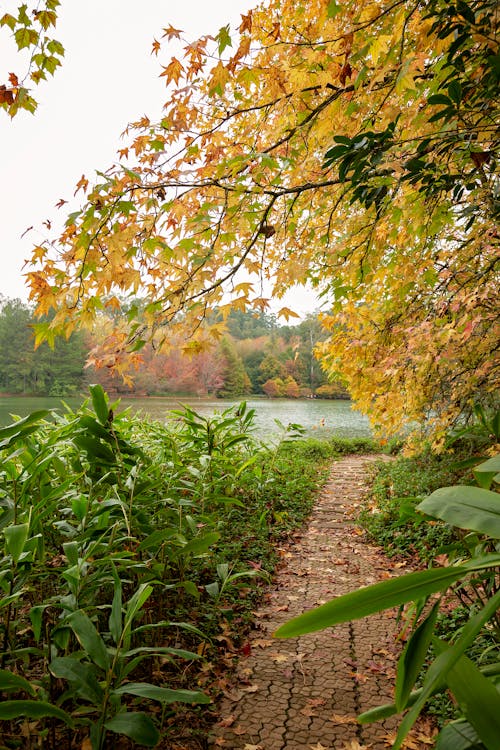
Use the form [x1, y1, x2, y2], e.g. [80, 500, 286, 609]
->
[0, 395, 372, 439]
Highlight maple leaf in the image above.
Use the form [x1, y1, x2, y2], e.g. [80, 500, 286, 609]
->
[208, 61, 230, 96]
[151, 38, 160, 56]
[160, 57, 184, 86]
[277, 306, 300, 321]
[162, 24, 182, 40]
[73, 174, 88, 196]
[239, 11, 252, 34]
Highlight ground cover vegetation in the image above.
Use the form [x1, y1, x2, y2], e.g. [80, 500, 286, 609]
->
[0, 385, 370, 748]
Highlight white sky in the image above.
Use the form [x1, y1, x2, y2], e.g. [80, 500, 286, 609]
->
[0, 0, 320, 316]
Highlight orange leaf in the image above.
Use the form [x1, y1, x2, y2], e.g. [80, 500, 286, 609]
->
[162, 24, 182, 40]
[160, 57, 184, 86]
[74, 174, 89, 196]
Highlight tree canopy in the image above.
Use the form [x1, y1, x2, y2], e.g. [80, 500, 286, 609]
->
[26, 0, 499, 442]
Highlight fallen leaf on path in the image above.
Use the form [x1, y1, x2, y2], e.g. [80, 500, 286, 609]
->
[243, 745, 263, 750]
[232, 725, 246, 735]
[300, 705, 319, 717]
[308, 698, 326, 707]
[222, 689, 243, 702]
[217, 715, 235, 728]
[329, 713, 357, 725]
[253, 638, 274, 649]
[309, 744, 331, 750]
[339, 742, 370, 750]
[241, 683, 260, 693]
[270, 653, 289, 663]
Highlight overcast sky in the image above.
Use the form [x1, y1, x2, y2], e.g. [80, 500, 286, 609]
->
[0, 0, 320, 316]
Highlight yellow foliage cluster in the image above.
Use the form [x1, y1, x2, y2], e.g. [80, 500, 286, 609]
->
[26, 0, 499, 441]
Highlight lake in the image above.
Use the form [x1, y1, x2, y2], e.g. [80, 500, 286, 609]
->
[0, 395, 372, 439]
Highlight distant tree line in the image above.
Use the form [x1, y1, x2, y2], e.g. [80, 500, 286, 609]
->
[0, 298, 348, 399]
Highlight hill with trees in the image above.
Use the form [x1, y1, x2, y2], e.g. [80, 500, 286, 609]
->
[0, 298, 346, 398]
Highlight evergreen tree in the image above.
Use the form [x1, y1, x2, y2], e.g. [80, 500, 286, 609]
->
[217, 338, 252, 398]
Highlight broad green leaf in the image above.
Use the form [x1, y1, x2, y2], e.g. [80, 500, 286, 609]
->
[275, 566, 470, 637]
[113, 682, 210, 704]
[435, 720, 483, 750]
[62, 541, 79, 566]
[66, 610, 110, 671]
[418, 486, 500, 538]
[104, 712, 159, 746]
[0, 669, 35, 695]
[49, 656, 104, 704]
[29, 605, 46, 642]
[0, 411, 49, 445]
[473, 454, 500, 490]
[182, 531, 221, 557]
[0, 700, 73, 726]
[395, 601, 439, 710]
[394, 588, 500, 749]
[435, 640, 500, 750]
[4, 522, 29, 563]
[89, 383, 109, 425]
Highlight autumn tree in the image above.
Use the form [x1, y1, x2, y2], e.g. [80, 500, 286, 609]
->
[0, 1, 63, 116]
[27, 0, 499, 442]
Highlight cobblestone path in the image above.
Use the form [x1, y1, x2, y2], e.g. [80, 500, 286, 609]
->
[210, 455, 432, 750]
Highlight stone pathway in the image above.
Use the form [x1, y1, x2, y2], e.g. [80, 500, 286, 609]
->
[210, 455, 434, 750]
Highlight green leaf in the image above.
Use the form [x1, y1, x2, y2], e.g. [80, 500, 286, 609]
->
[0, 669, 35, 695]
[109, 565, 122, 645]
[274, 566, 470, 637]
[0, 700, 73, 725]
[216, 24, 232, 56]
[182, 532, 220, 557]
[113, 682, 210, 704]
[49, 656, 104, 703]
[89, 384, 110, 425]
[435, 720, 482, 750]
[395, 601, 439, 710]
[104, 712, 159, 746]
[0, 411, 49, 443]
[418, 486, 500, 538]
[435, 640, 500, 750]
[29, 605, 46, 642]
[359, 662, 500, 725]
[393, 588, 500, 749]
[66, 611, 110, 672]
[4, 523, 29, 563]
[473, 454, 500, 490]
[447, 80, 462, 104]
[428, 93, 453, 106]
[327, 0, 341, 17]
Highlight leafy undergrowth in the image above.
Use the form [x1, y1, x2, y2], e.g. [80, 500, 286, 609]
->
[0, 387, 376, 749]
[358, 421, 500, 734]
[359, 448, 467, 562]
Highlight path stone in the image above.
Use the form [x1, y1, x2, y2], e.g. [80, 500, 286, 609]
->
[210, 455, 432, 750]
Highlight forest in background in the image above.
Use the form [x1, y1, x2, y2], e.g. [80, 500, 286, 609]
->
[0, 297, 346, 399]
